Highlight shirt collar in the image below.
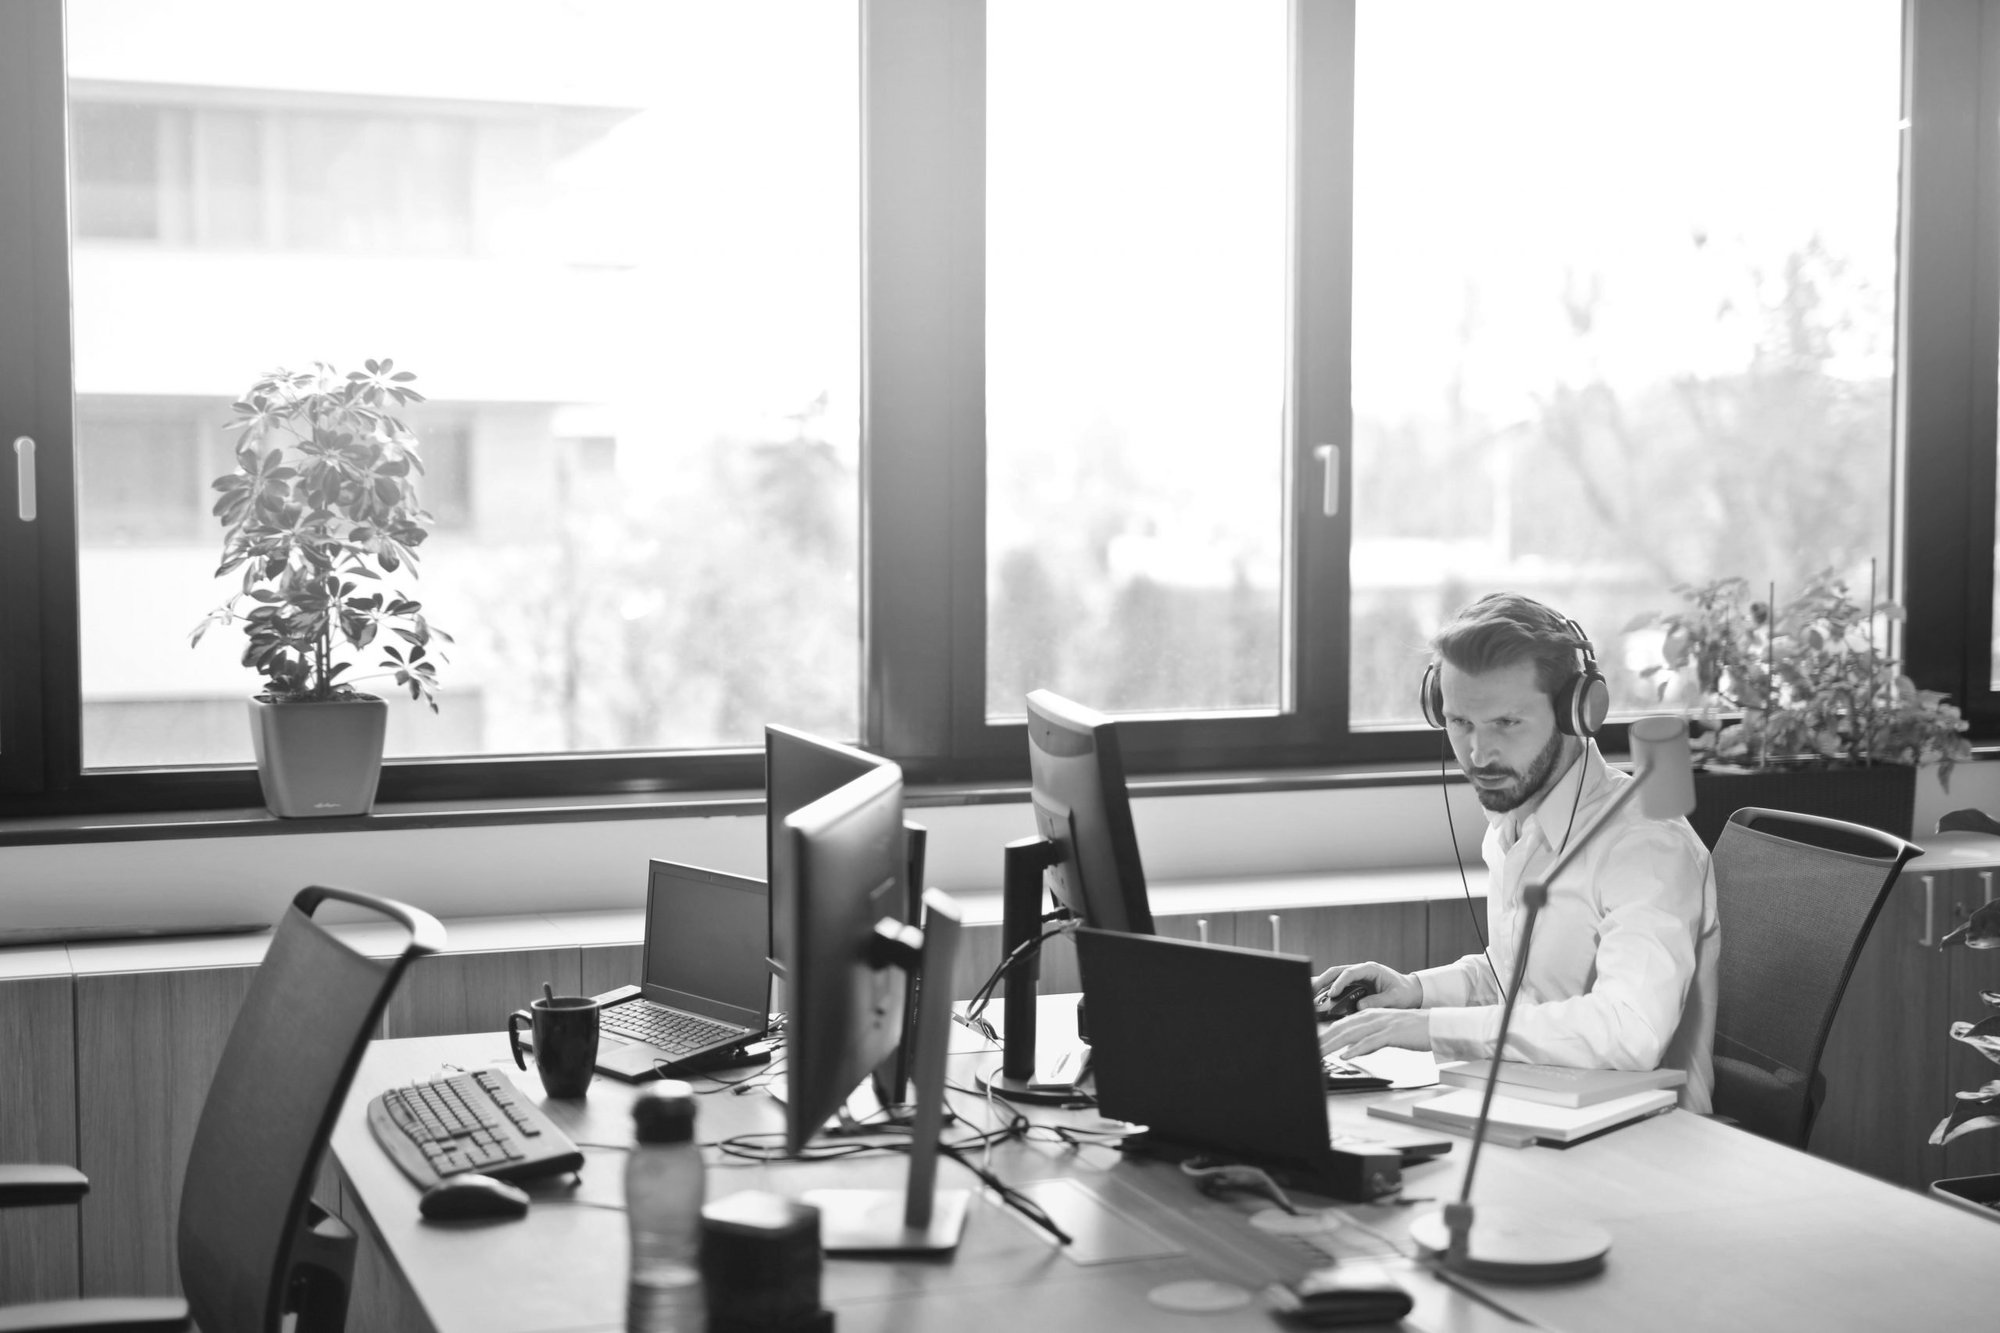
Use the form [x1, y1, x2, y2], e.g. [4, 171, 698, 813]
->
[1482, 742, 1606, 852]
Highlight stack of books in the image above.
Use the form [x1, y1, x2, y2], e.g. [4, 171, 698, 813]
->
[1366, 1061, 1686, 1147]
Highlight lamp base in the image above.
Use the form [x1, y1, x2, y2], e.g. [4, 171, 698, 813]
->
[1408, 1206, 1611, 1283]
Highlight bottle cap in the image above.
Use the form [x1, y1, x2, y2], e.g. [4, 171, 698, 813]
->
[632, 1080, 698, 1143]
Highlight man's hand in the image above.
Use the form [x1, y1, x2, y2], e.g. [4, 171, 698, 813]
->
[1310, 961, 1422, 1011]
[1320, 1007, 1432, 1058]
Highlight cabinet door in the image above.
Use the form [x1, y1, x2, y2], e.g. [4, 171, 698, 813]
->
[0, 973, 79, 1303]
[1809, 869, 1951, 1189]
[1943, 869, 2000, 1181]
[1225, 903, 1428, 979]
[75, 966, 258, 1297]
[1427, 895, 1491, 969]
[380, 948, 582, 1038]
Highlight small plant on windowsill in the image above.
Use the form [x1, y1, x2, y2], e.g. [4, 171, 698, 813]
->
[1630, 569, 1971, 785]
[1931, 901, 2000, 1219]
[190, 359, 451, 817]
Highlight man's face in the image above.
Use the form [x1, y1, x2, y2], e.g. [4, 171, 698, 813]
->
[1438, 657, 1569, 813]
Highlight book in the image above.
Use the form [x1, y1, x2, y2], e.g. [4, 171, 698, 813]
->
[1435, 1059, 1687, 1108]
[1389, 1086, 1678, 1145]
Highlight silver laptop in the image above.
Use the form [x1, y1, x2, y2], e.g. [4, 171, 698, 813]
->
[594, 860, 771, 1081]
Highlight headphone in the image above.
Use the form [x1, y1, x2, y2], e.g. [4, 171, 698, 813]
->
[1419, 612, 1609, 739]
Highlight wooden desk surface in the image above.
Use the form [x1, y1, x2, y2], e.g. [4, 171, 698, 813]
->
[331, 1022, 1999, 1333]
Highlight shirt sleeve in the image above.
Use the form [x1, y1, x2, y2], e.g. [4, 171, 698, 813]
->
[1426, 822, 1708, 1070]
[1412, 951, 1502, 1009]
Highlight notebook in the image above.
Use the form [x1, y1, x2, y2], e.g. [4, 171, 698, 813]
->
[592, 860, 771, 1081]
[1436, 1059, 1686, 1108]
[1074, 928, 1450, 1196]
[1368, 1086, 1677, 1147]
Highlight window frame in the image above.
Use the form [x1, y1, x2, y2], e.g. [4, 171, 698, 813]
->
[2, 0, 1993, 817]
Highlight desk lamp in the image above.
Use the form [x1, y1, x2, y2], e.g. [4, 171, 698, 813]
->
[1408, 715, 1696, 1282]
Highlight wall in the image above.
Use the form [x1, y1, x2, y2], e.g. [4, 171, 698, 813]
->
[3, 757, 1994, 936]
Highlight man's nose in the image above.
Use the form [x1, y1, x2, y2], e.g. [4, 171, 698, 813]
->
[1467, 730, 1498, 766]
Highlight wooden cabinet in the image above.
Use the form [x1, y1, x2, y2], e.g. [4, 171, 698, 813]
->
[1811, 848, 2000, 1191]
[75, 965, 257, 1297]
[0, 968, 79, 1304]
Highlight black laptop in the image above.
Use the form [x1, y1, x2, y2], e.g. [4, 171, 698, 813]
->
[593, 860, 771, 1081]
[1075, 928, 1448, 1197]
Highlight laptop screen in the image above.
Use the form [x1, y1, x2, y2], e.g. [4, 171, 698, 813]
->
[641, 861, 769, 1029]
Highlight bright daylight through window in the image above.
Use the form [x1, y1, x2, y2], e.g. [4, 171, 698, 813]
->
[65, 0, 860, 768]
[985, 1, 1287, 720]
[1349, 0, 1900, 726]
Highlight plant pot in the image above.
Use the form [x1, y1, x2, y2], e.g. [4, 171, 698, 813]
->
[1929, 1172, 2000, 1222]
[1688, 763, 1917, 849]
[248, 694, 388, 818]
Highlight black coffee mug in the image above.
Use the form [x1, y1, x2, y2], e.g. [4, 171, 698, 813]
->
[508, 994, 601, 1098]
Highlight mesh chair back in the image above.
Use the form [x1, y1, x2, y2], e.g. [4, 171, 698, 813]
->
[177, 886, 442, 1332]
[1711, 807, 1917, 1148]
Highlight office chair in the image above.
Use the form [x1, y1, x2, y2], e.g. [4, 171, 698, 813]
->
[1710, 807, 1918, 1149]
[0, 885, 444, 1332]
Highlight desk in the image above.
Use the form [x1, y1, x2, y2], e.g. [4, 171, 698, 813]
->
[331, 1024, 1998, 1333]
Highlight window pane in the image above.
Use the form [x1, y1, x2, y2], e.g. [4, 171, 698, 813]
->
[67, 0, 860, 767]
[1351, 0, 1901, 724]
[985, 1, 1287, 719]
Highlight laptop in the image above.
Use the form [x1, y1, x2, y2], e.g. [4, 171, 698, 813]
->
[593, 860, 772, 1081]
[1075, 928, 1449, 1199]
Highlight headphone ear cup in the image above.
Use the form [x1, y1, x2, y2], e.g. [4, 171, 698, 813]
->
[1577, 670, 1610, 737]
[1420, 662, 1445, 729]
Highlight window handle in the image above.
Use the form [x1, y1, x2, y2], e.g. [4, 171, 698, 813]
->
[12, 437, 33, 522]
[1313, 443, 1340, 517]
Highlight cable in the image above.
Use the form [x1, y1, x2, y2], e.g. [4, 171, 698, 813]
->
[1440, 733, 1504, 994]
[963, 918, 1079, 1028]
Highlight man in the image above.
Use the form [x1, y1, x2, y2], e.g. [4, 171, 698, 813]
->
[1316, 593, 1719, 1112]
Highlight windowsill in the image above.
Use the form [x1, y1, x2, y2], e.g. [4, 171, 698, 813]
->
[0, 759, 1461, 849]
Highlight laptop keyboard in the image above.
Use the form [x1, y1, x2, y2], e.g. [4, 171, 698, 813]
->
[602, 999, 746, 1054]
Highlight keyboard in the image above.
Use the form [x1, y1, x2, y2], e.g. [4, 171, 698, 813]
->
[601, 999, 747, 1056]
[366, 1069, 585, 1189]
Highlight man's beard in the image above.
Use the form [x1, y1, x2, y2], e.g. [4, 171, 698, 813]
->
[1468, 726, 1568, 813]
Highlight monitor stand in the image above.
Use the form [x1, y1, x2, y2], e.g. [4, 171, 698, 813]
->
[975, 835, 1090, 1104]
[804, 889, 971, 1254]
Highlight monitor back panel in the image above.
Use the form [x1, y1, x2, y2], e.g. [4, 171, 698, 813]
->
[1077, 928, 1330, 1171]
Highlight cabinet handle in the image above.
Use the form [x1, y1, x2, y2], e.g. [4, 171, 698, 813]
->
[1918, 874, 1938, 949]
[1196, 918, 1209, 944]
[1269, 914, 1282, 954]
[12, 437, 33, 522]
[1983, 870, 1995, 907]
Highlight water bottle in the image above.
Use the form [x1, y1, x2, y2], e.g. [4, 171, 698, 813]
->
[625, 1081, 705, 1333]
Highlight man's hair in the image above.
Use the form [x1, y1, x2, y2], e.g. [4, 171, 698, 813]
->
[1430, 593, 1587, 701]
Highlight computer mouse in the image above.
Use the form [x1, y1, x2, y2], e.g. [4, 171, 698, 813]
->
[418, 1173, 530, 1221]
[1314, 980, 1375, 1024]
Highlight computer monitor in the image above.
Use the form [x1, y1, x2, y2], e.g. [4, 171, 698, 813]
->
[765, 724, 923, 1107]
[1025, 689, 1155, 935]
[779, 761, 968, 1253]
[983, 691, 1156, 1102]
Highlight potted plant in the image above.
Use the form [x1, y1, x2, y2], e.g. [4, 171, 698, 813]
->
[1630, 570, 1971, 845]
[1930, 900, 2000, 1219]
[191, 359, 450, 817]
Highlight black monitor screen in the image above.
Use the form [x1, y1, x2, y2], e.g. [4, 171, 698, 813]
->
[1025, 690, 1154, 934]
[765, 725, 898, 973]
[641, 861, 769, 1030]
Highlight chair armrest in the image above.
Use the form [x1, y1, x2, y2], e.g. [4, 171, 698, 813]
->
[0, 1296, 190, 1332]
[0, 1166, 88, 1209]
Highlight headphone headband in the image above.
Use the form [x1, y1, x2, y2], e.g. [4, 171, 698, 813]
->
[1420, 613, 1609, 738]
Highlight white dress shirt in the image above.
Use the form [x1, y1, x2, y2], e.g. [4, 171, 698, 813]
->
[1414, 743, 1719, 1113]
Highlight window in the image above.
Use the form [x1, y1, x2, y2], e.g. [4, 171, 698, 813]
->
[1350, 0, 1902, 726]
[3, 0, 1998, 813]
